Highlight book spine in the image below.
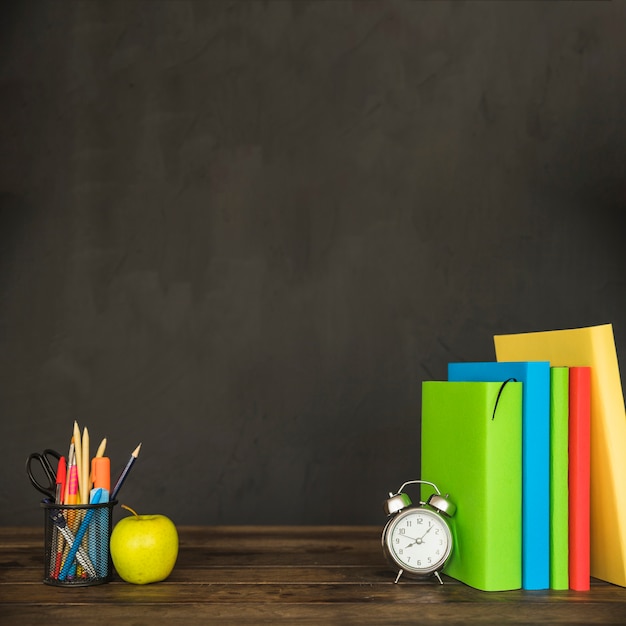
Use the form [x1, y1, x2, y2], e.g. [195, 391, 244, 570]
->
[520, 370, 551, 590]
[550, 366, 569, 589]
[569, 366, 591, 591]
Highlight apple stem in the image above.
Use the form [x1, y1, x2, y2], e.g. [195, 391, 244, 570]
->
[121, 504, 140, 518]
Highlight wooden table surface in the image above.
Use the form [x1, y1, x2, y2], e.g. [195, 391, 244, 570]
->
[2, 525, 626, 625]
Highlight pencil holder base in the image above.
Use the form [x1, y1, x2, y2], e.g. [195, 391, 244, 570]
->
[41, 500, 117, 587]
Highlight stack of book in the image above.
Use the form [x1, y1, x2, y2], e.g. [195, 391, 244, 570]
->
[421, 323, 625, 591]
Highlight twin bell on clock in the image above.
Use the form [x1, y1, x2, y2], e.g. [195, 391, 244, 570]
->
[382, 479, 456, 584]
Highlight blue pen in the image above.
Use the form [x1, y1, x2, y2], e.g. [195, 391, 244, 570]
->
[47, 506, 97, 578]
[89, 457, 111, 577]
[58, 488, 103, 581]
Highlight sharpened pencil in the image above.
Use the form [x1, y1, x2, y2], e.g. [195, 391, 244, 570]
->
[111, 443, 142, 501]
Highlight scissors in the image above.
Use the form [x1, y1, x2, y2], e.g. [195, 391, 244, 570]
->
[26, 449, 63, 501]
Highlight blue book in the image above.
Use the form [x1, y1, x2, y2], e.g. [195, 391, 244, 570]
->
[448, 360, 551, 590]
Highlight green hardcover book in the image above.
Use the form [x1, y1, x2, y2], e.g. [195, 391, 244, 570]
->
[550, 366, 569, 589]
[421, 380, 523, 591]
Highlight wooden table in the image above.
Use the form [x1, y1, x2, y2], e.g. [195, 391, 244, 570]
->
[2, 526, 626, 624]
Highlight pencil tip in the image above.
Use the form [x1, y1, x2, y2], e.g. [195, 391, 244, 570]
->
[133, 443, 142, 457]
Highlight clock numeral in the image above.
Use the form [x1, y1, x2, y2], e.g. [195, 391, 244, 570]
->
[399, 528, 405, 535]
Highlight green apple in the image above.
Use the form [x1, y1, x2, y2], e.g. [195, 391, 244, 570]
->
[110, 504, 178, 584]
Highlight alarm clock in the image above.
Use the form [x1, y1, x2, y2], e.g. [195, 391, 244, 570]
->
[382, 479, 456, 584]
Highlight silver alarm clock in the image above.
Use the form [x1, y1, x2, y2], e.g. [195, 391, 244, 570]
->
[382, 479, 456, 584]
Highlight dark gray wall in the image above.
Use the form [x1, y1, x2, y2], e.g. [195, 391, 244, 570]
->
[2, 0, 625, 526]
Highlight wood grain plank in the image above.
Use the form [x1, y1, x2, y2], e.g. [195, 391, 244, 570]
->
[2, 526, 626, 626]
[2, 580, 626, 605]
[1, 601, 626, 625]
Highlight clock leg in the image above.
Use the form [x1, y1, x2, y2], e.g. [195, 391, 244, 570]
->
[394, 569, 404, 584]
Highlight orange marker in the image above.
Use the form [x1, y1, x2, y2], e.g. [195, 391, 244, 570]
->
[91, 457, 110, 501]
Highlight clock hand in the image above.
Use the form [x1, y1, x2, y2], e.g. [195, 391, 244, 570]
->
[418, 525, 434, 541]
[402, 526, 434, 548]
[402, 534, 427, 548]
[397, 534, 420, 548]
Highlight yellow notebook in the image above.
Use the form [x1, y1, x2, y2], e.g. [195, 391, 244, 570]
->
[494, 324, 626, 587]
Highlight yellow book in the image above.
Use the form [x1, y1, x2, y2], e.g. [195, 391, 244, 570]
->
[494, 324, 626, 587]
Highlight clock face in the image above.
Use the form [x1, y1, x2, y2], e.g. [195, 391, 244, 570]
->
[384, 508, 452, 575]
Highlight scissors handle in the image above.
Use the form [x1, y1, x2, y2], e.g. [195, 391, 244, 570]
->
[26, 449, 62, 499]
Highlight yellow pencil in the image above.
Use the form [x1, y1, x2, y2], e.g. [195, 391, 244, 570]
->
[81, 426, 90, 504]
[73, 421, 82, 504]
[95, 437, 107, 458]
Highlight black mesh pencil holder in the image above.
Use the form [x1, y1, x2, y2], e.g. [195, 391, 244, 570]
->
[41, 500, 117, 586]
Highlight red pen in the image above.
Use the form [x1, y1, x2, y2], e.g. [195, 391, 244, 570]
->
[52, 456, 67, 579]
[55, 456, 67, 505]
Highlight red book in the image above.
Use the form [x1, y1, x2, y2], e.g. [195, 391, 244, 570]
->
[569, 366, 591, 591]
